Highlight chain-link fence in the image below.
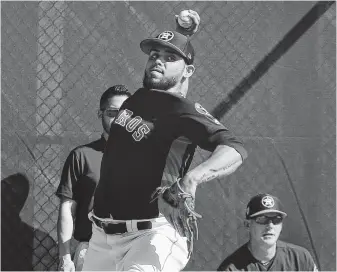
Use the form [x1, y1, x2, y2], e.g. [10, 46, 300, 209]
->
[1, 1, 335, 271]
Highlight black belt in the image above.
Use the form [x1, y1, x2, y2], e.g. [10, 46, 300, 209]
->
[92, 217, 152, 235]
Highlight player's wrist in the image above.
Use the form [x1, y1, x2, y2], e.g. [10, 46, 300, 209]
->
[175, 10, 200, 37]
[59, 253, 72, 261]
[179, 175, 197, 196]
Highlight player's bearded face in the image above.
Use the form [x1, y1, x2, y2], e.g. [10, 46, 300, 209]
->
[143, 48, 186, 90]
[143, 71, 179, 90]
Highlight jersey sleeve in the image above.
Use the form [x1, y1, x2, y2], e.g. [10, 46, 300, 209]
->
[217, 261, 235, 271]
[217, 244, 251, 271]
[217, 249, 244, 271]
[56, 149, 83, 200]
[178, 103, 247, 160]
[303, 249, 319, 271]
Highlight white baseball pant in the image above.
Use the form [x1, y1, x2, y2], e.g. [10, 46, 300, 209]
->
[82, 215, 189, 271]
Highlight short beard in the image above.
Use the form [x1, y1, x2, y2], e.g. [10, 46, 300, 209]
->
[143, 72, 178, 91]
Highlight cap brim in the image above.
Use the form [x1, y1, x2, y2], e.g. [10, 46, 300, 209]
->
[140, 38, 187, 60]
[249, 210, 287, 218]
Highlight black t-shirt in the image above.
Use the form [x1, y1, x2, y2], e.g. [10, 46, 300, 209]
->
[217, 241, 318, 271]
[56, 137, 105, 241]
[94, 88, 247, 220]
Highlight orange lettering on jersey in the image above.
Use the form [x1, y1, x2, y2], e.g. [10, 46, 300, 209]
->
[126, 116, 142, 132]
[132, 124, 151, 141]
[115, 109, 133, 127]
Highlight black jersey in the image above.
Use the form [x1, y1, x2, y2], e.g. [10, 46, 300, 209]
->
[56, 137, 105, 241]
[94, 88, 247, 220]
[217, 241, 318, 271]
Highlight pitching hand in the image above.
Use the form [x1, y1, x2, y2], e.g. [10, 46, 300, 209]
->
[175, 10, 201, 36]
[58, 255, 75, 272]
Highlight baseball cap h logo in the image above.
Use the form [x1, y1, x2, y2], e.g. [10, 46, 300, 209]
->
[140, 30, 195, 64]
[245, 193, 288, 219]
[261, 196, 274, 208]
[158, 31, 174, 41]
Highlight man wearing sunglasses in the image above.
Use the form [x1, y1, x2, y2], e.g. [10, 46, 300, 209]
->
[56, 85, 131, 271]
[217, 193, 318, 271]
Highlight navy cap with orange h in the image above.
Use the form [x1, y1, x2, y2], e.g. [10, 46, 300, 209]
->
[246, 193, 287, 219]
[140, 30, 195, 65]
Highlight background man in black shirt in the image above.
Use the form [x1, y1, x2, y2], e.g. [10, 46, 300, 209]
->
[56, 85, 131, 271]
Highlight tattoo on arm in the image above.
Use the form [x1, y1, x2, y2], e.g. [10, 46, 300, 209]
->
[201, 160, 241, 183]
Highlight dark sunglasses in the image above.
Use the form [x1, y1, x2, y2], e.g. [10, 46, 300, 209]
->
[98, 108, 119, 118]
[253, 215, 283, 225]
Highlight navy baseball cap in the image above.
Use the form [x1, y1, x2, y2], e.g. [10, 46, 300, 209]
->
[140, 30, 195, 64]
[246, 194, 287, 219]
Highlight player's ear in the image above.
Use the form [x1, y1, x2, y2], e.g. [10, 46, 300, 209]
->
[98, 109, 103, 118]
[183, 64, 195, 78]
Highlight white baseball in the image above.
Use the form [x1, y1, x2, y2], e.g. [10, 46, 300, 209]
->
[178, 10, 193, 28]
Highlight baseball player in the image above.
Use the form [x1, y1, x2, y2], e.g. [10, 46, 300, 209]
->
[83, 10, 248, 271]
[56, 85, 131, 271]
[217, 193, 318, 271]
